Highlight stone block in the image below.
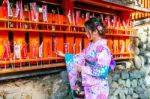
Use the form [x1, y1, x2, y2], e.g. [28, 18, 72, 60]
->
[119, 92, 125, 99]
[126, 79, 131, 88]
[127, 95, 132, 99]
[128, 88, 133, 95]
[109, 96, 117, 99]
[132, 93, 139, 99]
[146, 43, 150, 51]
[131, 80, 137, 88]
[125, 61, 133, 69]
[143, 90, 150, 99]
[121, 70, 129, 80]
[112, 73, 120, 81]
[113, 88, 122, 96]
[134, 70, 142, 79]
[59, 71, 69, 83]
[134, 87, 144, 94]
[134, 55, 142, 69]
[111, 82, 119, 88]
[118, 79, 126, 87]
[117, 65, 125, 70]
[139, 56, 145, 68]
[145, 75, 150, 87]
[134, 47, 140, 55]
[122, 88, 128, 95]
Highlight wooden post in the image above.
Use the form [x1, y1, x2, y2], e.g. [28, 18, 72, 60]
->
[62, 0, 74, 17]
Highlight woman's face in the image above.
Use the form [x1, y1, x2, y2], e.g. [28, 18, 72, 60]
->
[85, 29, 99, 41]
[85, 29, 93, 40]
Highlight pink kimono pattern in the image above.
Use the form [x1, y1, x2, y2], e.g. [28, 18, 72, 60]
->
[65, 39, 116, 99]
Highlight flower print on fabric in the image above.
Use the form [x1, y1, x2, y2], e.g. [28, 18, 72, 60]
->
[65, 39, 116, 99]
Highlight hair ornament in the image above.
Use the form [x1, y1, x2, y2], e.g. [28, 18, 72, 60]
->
[97, 25, 103, 31]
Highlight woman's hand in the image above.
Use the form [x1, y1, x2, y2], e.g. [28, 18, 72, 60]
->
[76, 64, 82, 72]
[56, 51, 65, 57]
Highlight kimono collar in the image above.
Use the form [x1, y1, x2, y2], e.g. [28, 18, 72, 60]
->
[92, 38, 107, 46]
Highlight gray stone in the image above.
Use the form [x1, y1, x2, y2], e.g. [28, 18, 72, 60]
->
[128, 88, 133, 95]
[121, 70, 129, 80]
[143, 27, 148, 32]
[140, 32, 147, 43]
[131, 80, 137, 88]
[137, 29, 143, 38]
[145, 75, 150, 87]
[126, 79, 131, 88]
[134, 37, 140, 47]
[143, 90, 150, 98]
[143, 44, 147, 50]
[147, 36, 150, 43]
[113, 88, 122, 96]
[118, 79, 126, 87]
[140, 69, 146, 77]
[139, 56, 145, 68]
[117, 65, 125, 70]
[60, 71, 69, 83]
[138, 79, 143, 86]
[142, 78, 146, 85]
[134, 70, 142, 79]
[109, 88, 116, 96]
[111, 82, 119, 88]
[134, 47, 140, 55]
[122, 88, 128, 95]
[127, 95, 132, 99]
[109, 96, 117, 99]
[108, 75, 112, 83]
[130, 70, 143, 80]
[132, 93, 139, 98]
[145, 52, 150, 57]
[139, 94, 147, 99]
[112, 73, 120, 81]
[129, 70, 141, 80]
[119, 92, 125, 99]
[134, 87, 144, 94]
[145, 52, 150, 64]
[146, 43, 150, 51]
[125, 61, 132, 69]
[141, 84, 146, 90]
[129, 72, 135, 80]
[51, 79, 69, 99]
[134, 55, 142, 69]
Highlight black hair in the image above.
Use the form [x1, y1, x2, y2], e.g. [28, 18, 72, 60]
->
[84, 17, 106, 36]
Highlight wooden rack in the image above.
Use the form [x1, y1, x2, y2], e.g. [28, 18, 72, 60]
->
[0, 0, 148, 75]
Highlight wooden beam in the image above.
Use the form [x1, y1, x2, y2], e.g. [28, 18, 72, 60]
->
[0, 63, 66, 74]
[74, 0, 134, 12]
[37, 0, 62, 5]
[74, 0, 150, 13]
[62, 0, 74, 16]
[74, 2, 120, 15]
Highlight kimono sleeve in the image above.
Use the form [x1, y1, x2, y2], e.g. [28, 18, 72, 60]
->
[64, 52, 85, 89]
[81, 47, 112, 79]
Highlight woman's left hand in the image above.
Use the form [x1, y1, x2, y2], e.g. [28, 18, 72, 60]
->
[76, 64, 82, 72]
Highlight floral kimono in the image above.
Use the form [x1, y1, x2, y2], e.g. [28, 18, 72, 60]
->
[65, 39, 116, 99]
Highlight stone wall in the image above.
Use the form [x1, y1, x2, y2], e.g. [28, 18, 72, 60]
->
[109, 25, 150, 99]
[0, 71, 71, 99]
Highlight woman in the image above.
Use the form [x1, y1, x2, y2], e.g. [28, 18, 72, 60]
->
[57, 18, 116, 99]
